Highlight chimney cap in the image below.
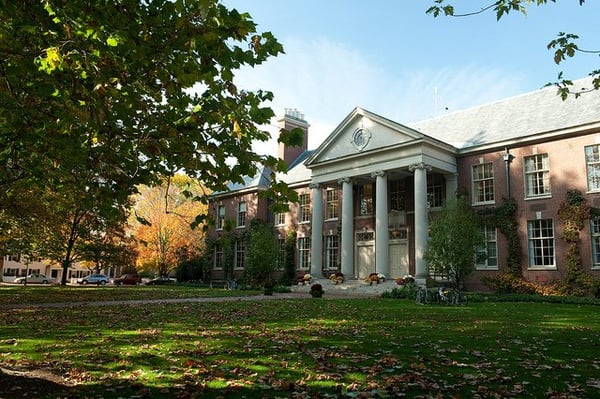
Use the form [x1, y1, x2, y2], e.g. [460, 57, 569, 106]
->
[284, 108, 305, 122]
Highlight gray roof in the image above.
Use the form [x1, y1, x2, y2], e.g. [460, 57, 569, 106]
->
[215, 76, 600, 195]
[276, 150, 313, 186]
[224, 165, 272, 191]
[409, 76, 600, 150]
[213, 151, 313, 197]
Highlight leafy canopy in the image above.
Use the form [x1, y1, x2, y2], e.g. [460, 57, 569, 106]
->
[0, 0, 296, 218]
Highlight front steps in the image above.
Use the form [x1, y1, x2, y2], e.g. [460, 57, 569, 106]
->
[290, 277, 399, 297]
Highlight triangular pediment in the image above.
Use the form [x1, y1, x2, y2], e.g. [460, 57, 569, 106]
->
[306, 107, 426, 166]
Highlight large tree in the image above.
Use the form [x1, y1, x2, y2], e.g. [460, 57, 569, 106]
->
[131, 175, 207, 277]
[1, 1, 298, 277]
[427, 0, 599, 98]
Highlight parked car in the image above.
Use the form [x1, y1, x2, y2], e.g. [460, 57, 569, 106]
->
[14, 273, 55, 285]
[77, 274, 109, 285]
[113, 273, 142, 285]
[145, 277, 175, 285]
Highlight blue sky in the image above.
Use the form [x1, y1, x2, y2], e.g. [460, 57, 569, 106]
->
[222, 1, 599, 154]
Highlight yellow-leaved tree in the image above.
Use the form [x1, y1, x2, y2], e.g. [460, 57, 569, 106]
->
[130, 175, 208, 277]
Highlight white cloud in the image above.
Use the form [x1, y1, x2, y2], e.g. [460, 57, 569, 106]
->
[237, 37, 529, 156]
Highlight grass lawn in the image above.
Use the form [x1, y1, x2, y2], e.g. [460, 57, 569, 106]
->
[1, 287, 599, 398]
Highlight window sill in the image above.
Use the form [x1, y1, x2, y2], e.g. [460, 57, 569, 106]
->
[527, 266, 557, 271]
[524, 194, 552, 201]
[475, 266, 499, 271]
[472, 201, 495, 207]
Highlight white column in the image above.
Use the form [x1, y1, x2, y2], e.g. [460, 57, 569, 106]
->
[339, 177, 354, 277]
[445, 173, 458, 204]
[372, 171, 389, 276]
[409, 162, 431, 279]
[309, 183, 323, 277]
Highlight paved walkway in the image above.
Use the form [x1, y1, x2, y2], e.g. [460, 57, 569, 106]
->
[0, 279, 397, 310]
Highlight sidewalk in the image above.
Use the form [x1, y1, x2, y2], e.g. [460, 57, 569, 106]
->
[0, 279, 396, 310]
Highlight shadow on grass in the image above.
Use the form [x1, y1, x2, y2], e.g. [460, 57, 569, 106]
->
[0, 368, 313, 399]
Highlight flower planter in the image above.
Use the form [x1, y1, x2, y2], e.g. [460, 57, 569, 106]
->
[310, 283, 324, 298]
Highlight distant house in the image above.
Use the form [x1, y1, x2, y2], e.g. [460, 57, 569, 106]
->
[207, 77, 600, 290]
[1, 255, 115, 284]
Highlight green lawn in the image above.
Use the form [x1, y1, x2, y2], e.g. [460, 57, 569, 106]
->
[1, 287, 599, 398]
[0, 284, 262, 305]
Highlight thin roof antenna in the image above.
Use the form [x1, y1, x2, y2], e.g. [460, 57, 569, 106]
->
[434, 86, 439, 116]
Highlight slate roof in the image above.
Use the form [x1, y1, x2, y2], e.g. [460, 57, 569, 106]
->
[212, 150, 313, 197]
[276, 150, 313, 186]
[214, 76, 600, 194]
[227, 167, 270, 191]
[409, 76, 600, 150]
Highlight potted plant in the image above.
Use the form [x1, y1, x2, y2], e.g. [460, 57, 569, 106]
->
[297, 273, 312, 285]
[310, 283, 324, 298]
[328, 272, 344, 285]
[396, 274, 414, 285]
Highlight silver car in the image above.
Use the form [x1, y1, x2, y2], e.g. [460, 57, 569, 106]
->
[14, 273, 55, 285]
[77, 274, 109, 285]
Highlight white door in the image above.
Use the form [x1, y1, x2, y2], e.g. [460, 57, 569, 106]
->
[389, 241, 409, 278]
[357, 244, 375, 279]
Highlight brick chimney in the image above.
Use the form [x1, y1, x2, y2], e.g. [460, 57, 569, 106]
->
[278, 108, 309, 166]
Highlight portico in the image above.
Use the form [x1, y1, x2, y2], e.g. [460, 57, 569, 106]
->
[306, 107, 458, 280]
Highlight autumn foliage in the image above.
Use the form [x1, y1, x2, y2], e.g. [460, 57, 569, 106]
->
[131, 175, 207, 276]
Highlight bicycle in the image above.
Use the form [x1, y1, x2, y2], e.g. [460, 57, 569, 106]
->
[224, 278, 238, 290]
[415, 286, 432, 304]
[436, 287, 468, 305]
[449, 289, 468, 305]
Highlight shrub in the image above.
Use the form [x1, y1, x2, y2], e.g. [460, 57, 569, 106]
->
[482, 273, 563, 296]
[425, 197, 483, 287]
[244, 219, 279, 288]
[381, 282, 419, 299]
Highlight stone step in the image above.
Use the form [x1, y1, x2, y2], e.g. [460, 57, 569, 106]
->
[290, 278, 400, 296]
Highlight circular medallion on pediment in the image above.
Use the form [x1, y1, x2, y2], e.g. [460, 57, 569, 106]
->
[352, 127, 371, 151]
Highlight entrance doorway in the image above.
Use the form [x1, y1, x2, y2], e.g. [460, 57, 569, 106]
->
[356, 231, 375, 279]
[389, 241, 409, 278]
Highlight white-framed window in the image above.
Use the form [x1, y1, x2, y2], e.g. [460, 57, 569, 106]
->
[299, 194, 311, 223]
[585, 145, 600, 192]
[235, 240, 245, 269]
[389, 180, 405, 211]
[275, 212, 286, 226]
[276, 238, 286, 270]
[359, 183, 374, 215]
[214, 244, 223, 269]
[298, 237, 311, 269]
[237, 202, 246, 227]
[325, 234, 339, 270]
[217, 205, 225, 230]
[475, 226, 498, 269]
[524, 154, 550, 198]
[427, 174, 445, 208]
[326, 189, 339, 220]
[590, 215, 600, 268]
[527, 219, 555, 268]
[472, 163, 495, 204]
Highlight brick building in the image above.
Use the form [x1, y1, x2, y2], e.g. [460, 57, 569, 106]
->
[207, 77, 600, 290]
